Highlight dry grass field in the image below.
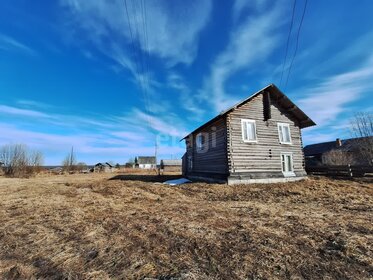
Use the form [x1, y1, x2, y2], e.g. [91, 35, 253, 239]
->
[0, 172, 372, 279]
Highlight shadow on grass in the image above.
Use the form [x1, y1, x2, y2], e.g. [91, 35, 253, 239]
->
[109, 174, 182, 183]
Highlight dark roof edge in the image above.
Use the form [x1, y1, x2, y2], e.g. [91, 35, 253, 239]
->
[304, 135, 373, 148]
[181, 83, 316, 140]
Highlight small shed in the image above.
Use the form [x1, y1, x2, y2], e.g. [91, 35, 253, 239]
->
[160, 159, 182, 172]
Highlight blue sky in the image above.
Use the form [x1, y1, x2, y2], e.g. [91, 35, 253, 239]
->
[0, 0, 372, 165]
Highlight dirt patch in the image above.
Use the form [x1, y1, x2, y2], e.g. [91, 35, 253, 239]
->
[0, 174, 372, 279]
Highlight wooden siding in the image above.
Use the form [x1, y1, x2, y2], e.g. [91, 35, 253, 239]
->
[227, 93, 306, 177]
[185, 118, 228, 176]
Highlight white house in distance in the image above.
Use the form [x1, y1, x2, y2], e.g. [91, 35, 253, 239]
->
[136, 156, 156, 169]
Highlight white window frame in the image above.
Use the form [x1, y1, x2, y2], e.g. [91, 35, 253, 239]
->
[241, 119, 258, 143]
[277, 123, 292, 144]
[281, 152, 295, 177]
[196, 133, 204, 151]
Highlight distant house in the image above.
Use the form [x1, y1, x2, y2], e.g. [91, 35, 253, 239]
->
[94, 162, 114, 173]
[304, 136, 373, 166]
[136, 156, 156, 169]
[49, 166, 63, 174]
[182, 84, 315, 184]
[160, 159, 182, 172]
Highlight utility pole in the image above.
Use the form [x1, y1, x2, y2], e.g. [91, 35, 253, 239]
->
[70, 146, 74, 167]
[154, 138, 158, 165]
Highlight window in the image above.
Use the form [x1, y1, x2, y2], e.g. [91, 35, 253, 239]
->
[281, 153, 294, 176]
[196, 133, 204, 150]
[278, 123, 292, 144]
[188, 156, 193, 170]
[241, 119, 257, 142]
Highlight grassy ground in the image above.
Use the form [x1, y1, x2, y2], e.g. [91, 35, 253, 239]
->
[0, 173, 372, 279]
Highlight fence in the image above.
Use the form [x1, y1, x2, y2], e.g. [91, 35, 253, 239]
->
[306, 165, 373, 178]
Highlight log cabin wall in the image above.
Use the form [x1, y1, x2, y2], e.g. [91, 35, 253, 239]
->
[227, 93, 306, 179]
[185, 117, 228, 179]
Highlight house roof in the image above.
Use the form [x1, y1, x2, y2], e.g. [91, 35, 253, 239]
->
[95, 162, 113, 167]
[182, 83, 316, 140]
[161, 159, 182, 166]
[303, 136, 373, 156]
[137, 156, 156, 164]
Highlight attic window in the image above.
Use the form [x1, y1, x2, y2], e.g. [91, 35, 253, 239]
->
[241, 119, 257, 142]
[278, 123, 292, 144]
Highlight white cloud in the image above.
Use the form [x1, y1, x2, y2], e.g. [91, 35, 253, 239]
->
[202, 1, 285, 112]
[0, 33, 36, 55]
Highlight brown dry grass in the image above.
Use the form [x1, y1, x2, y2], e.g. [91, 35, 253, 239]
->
[0, 173, 372, 279]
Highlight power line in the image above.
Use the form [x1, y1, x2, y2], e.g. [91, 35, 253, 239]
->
[285, 0, 308, 88]
[135, 0, 151, 119]
[279, 0, 297, 87]
[123, 0, 152, 130]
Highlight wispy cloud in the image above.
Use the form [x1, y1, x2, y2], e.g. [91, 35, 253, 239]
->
[0, 122, 184, 165]
[0, 105, 49, 118]
[297, 57, 373, 128]
[167, 72, 205, 119]
[0, 33, 36, 55]
[16, 100, 53, 110]
[60, 0, 212, 67]
[119, 108, 188, 138]
[0, 100, 187, 164]
[232, 0, 270, 22]
[202, 1, 285, 112]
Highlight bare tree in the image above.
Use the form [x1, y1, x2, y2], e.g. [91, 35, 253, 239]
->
[62, 147, 77, 172]
[76, 162, 87, 172]
[350, 112, 373, 165]
[0, 144, 44, 177]
[29, 150, 44, 173]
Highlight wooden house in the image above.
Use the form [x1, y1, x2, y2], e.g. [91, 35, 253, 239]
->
[304, 136, 373, 166]
[160, 159, 182, 172]
[94, 162, 113, 173]
[182, 84, 316, 184]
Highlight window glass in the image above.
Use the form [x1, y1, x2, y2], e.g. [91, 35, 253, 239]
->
[278, 123, 291, 144]
[281, 154, 293, 173]
[242, 120, 257, 142]
[196, 134, 203, 150]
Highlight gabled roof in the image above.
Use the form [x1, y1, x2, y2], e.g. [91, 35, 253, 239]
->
[182, 84, 316, 139]
[304, 136, 373, 156]
[95, 162, 113, 167]
[137, 156, 156, 164]
[161, 159, 182, 166]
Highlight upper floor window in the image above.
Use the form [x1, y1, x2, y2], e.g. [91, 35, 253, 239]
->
[241, 119, 257, 142]
[278, 123, 292, 144]
[196, 133, 204, 150]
